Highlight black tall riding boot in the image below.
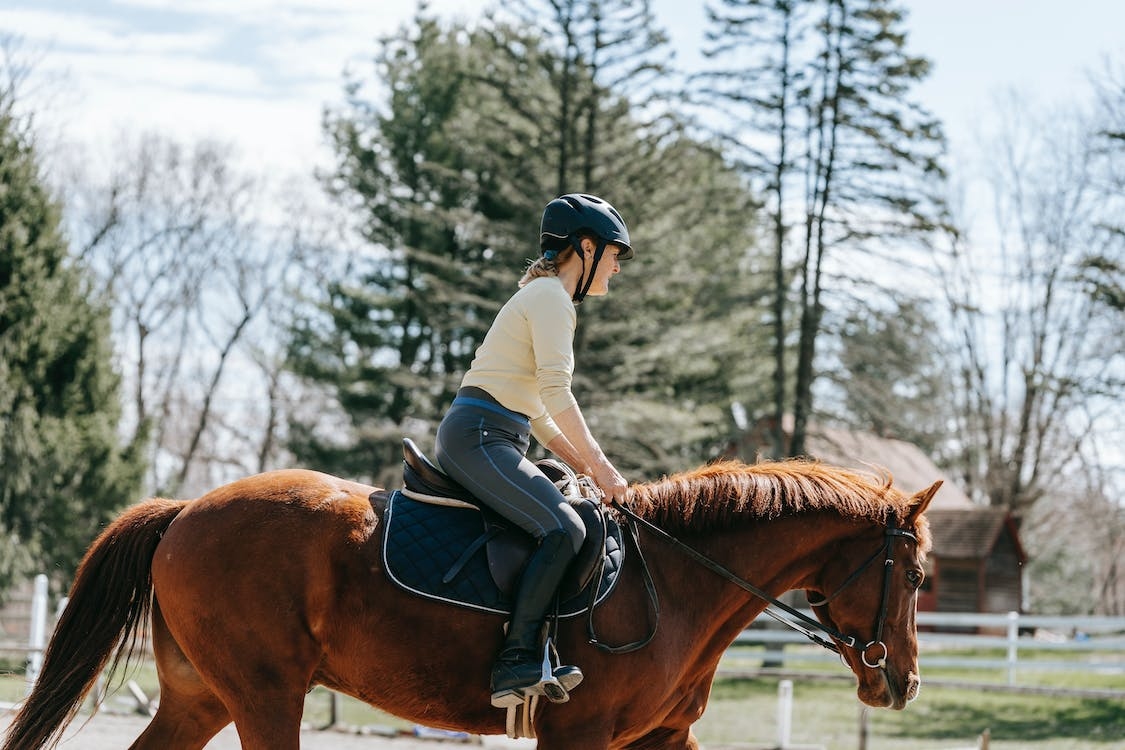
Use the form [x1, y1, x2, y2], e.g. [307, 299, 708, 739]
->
[490, 530, 583, 708]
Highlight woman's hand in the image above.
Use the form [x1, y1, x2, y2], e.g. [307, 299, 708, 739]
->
[546, 403, 628, 504]
[590, 458, 628, 505]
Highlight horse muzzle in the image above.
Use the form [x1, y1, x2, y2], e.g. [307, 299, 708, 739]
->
[856, 663, 919, 710]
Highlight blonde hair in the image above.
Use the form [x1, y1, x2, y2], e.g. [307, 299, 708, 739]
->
[518, 246, 574, 287]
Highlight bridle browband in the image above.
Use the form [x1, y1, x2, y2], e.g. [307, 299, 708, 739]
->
[588, 502, 918, 671]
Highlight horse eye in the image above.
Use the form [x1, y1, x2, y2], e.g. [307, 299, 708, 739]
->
[906, 569, 923, 588]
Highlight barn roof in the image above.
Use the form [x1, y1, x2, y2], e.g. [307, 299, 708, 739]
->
[925, 508, 1026, 561]
[801, 425, 973, 510]
[733, 417, 975, 510]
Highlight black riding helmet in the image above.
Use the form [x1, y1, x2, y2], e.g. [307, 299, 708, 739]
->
[539, 193, 632, 303]
[540, 193, 633, 259]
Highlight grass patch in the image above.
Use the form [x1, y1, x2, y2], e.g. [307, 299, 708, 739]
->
[696, 676, 1125, 749]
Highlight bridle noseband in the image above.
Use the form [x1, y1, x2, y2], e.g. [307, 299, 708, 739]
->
[591, 503, 919, 671]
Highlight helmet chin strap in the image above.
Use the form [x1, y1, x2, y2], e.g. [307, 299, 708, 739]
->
[571, 237, 607, 304]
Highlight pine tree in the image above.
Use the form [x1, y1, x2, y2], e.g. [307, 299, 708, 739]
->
[290, 13, 520, 481]
[481, 0, 675, 197]
[0, 92, 145, 591]
[585, 138, 768, 473]
[829, 299, 952, 453]
[291, 10, 767, 481]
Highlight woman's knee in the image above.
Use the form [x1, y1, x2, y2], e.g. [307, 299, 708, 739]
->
[554, 505, 586, 555]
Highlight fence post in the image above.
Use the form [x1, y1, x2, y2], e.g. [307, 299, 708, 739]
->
[776, 679, 792, 749]
[1006, 610, 1019, 686]
[25, 574, 48, 695]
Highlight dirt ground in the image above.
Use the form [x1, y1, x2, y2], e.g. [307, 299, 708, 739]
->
[2, 712, 538, 749]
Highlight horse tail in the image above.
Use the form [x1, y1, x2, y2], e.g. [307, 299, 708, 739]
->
[2, 498, 187, 750]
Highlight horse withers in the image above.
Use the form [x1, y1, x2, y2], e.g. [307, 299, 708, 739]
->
[3, 459, 936, 750]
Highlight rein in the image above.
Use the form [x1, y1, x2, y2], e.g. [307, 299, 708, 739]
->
[588, 502, 917, 668]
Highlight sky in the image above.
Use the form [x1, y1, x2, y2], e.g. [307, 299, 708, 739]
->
[3, 0, 1123, 183]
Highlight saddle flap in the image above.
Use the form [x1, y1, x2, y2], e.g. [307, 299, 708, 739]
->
[562, 498, 610, 594]
[482, 497, 610, 597]
[484, 522, 534, 593]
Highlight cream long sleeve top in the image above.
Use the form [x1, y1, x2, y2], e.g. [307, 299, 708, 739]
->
[459, 276, 577, 446]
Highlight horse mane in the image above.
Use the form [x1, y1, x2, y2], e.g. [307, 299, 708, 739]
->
[630, 459, 926, 538]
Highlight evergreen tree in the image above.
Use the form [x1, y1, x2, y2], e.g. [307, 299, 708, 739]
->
[586, 137, 767, 473]
[290, 13, 520, 482]
[699, 0, 808, 460]
[290, 10, 766, 482]
[0, 91, 145, 591]
[481, 0, 675, 197]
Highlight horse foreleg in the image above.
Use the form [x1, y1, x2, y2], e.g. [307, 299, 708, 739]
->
[538, 723, 699, 749]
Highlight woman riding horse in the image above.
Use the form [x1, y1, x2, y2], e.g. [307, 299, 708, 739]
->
[3, 460, 939, 749]
[435, 193, 632, 707]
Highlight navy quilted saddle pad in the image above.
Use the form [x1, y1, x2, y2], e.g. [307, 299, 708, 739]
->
[382, 490, 625, 617]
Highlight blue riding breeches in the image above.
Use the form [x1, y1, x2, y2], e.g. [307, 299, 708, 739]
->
[435, 387, 585, 555]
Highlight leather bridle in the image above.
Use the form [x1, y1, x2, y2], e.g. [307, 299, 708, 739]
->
[805, 524, 919, 668]
[588, 503, 919, 671]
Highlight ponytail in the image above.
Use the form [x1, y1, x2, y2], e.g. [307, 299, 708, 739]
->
[518, 245, 574, 287]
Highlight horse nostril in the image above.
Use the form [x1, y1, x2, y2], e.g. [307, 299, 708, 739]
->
[905, 672, 921, 702]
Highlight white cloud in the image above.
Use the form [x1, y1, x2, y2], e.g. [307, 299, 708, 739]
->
[1, 8, 220, 54]
[77, 50, 261, 92]
[14, 0, 1120, 190]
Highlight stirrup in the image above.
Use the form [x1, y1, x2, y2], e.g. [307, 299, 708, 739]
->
[491, 641, 568, 708]
[548, 639, 583, 693]
[554, 664, 583, 693]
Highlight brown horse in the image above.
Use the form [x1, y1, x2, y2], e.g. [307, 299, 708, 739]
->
[2, 459, 937, 750]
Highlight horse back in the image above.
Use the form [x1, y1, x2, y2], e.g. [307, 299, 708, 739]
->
[149, 470, 385, 656]
[162, 469, 380, 544]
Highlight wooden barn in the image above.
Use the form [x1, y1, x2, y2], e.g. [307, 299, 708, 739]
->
[919, 507, 1025, 614]
[726, 417, 1026, 615]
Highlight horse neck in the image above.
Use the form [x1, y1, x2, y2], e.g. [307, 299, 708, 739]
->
[741, 511, 867, 591]
[644, 511, 866, 654]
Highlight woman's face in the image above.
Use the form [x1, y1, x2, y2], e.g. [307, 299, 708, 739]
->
[581, 239, 623, 297]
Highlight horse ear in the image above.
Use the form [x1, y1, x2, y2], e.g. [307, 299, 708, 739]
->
[906, 480, 942, 523]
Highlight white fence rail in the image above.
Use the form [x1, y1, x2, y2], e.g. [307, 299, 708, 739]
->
[4, 577, 1123, 694]
[729, 610, 1125, 688]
